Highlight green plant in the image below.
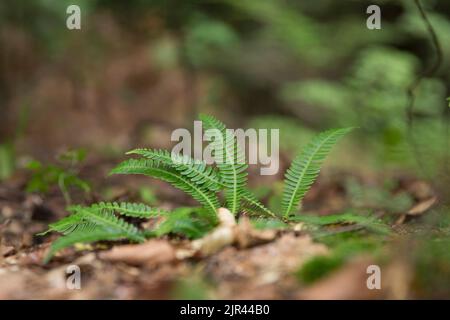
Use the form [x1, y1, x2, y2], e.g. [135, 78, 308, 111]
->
[42, 114, 353, 262]
[26, 149, 90, 204]
[297, 235, 384, 284]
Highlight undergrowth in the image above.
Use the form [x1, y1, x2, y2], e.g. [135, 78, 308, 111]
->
[41, 114, 361, 262]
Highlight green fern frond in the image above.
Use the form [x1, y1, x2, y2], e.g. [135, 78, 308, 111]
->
[155, 207, 216, 239]
[110, 158, 220, 216]
[90, 201, 163, 218]
[38, 211, 85, 235]
[199, 114, 248, 214]
[128, 148, 272, 217]
[44, 228, 126, 263]
[127, 148, 222, 191]
[68, 206, 145, 242]
[281, 127, 354, 218]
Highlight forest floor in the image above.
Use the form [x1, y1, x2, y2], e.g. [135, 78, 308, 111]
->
[0, 157, 444, 300]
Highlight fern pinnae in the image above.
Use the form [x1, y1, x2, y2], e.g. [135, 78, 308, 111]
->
[281, 127, 354, 217]
[70, 206, 145, 242]
[90, 201, 163, 218]
[241, 189, 278, 219]
[127, 148, 222, 191]
[199, 114, 248, 214]
[110, 159, 220, 216]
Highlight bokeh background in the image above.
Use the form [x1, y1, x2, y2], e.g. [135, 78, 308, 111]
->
[1, 0, 449, 171]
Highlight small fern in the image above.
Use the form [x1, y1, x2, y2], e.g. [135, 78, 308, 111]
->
[281, 128, 354, 218]
[42, 114, 354, 262]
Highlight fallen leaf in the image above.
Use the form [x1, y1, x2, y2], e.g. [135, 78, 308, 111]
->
[99, 240, 176, 267]
[407, 197, 437, 216]
[235, 217, 276, 248]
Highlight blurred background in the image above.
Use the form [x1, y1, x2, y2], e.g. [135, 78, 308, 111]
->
[0, 0, 450, 299]
[1, 0, 449, 172]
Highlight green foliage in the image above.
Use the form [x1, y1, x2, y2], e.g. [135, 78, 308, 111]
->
[89, 202, 163, 218]
[154, 207, 217, 239]
[110, 158, 220, 216]
[281, 46, 448, 172]
[414, 237, 450, 298]
[281, 128, 354, 217]
[42, 202, 155, 262]
[184, 18, 238, 68]
[251, 218, 288, 230]
[26, 149, 90, 204]
[171, 275, 211, 300]
[0, 143, 15, 181]
[127, 148, 222, 192]
[297, 236, 384, 284]
[345, 177, 413, 214]
[199, 114, 248, 214]
[292, 212, 391, 236]
[43, 114, 353, 262]
[138, 186, 158, 205]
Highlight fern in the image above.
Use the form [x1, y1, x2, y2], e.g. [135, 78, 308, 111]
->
[127, 147, 274, 218]
[67, 206, 146, 242]
[154, 207, 216, 239]
[39, 211, 86, 235]
[281, 128, 354, 217]
[199, 114, 248, 214]
[126, 148, 222, 191]
[42, 114, 355, 263]
[241, 189, 278, 219]
[42, 204, 149, 262]
[110, 158, 220, 216]
[90, 201, 164, 218]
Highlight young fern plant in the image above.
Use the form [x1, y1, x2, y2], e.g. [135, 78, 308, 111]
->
[41, 114, 353, 262]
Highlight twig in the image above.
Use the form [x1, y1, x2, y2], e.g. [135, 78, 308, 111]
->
[406, 0, 444, 178]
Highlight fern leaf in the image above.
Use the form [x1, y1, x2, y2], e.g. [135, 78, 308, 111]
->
[281, 127, 354, 217]
[127, 148, 222, 191]
[90, 201, 164, 218]
[199, 114, 248, 214]
[241, 189, 277, 219]
[68, 206, 145, 242]
[128, 148, 271, 217]
[110, 159, 220, 216]
[38, 211, 85, 235]
[44, 228, 126, 263]
[155, 207, 216, 239]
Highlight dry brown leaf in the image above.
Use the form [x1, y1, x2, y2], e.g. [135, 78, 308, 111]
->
[99, 240, 176, 267]
[206, 234, 328, 299]
[235, 217, 276, 248]
[407, 196, 437, 216]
